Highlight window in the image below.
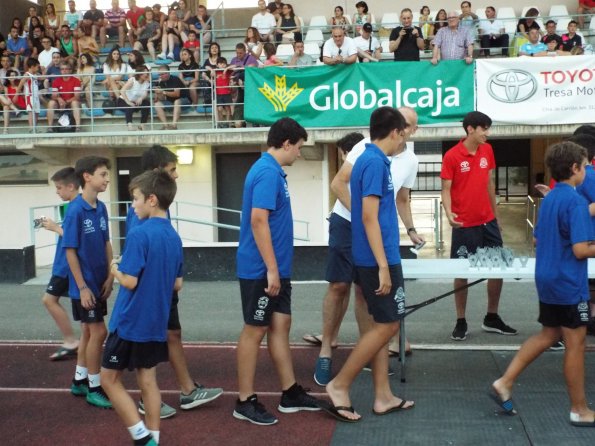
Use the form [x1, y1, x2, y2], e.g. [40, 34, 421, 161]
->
[0, 152, 48, 185]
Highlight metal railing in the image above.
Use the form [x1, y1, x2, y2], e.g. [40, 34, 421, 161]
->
[525, 195, 541, 242]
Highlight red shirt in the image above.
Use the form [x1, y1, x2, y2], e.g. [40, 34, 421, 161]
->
[184, 40, 200, 49]
[53, 76, 82, 101]
[580, 0, 595, 8]
[7, 85, 26, 109]
[215, 71, 231, 95]
[440, 139, 496, 227]
[126, 8, 145, 28]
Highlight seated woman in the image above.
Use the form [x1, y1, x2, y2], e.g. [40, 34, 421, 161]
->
[178, 48, 200, 104]
[77, 52, 96, 107]
[75, 28, 99, 62]
[127, 50, 146, 70]
[1, 71, 23, 134]
[275, 4, 302, 43]
[263, 42, 283, 66]
[430, 9, 447, 43]
[200, 42, 221, 105]
[517, 8, 541, 40]
[117, 66, 151, 131]
[25, 6, 44, 35]
[44, 3, 61, 41]
[244, 27, 263, 59]
[159, 8, 183, 60]
[134, 9, 161, 62]
[352, 1, 375, 36]
[330, 6, 351, 33]
[102, 47, 132, 100]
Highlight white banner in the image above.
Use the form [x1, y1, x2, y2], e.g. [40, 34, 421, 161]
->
[476, 56, 595, 125]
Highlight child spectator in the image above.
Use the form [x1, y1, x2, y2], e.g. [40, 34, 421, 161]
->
[5, 70, 27, 118]
[134, 9, 161, 62]
[41, 167, 80, 361]
[158, 8, 182, 60]
[177, 48, 199, 105]
[16, 59, 41, 131]
[1, 69, 23, 134]
[212, 57, 232, 128]
[103, 170, 183, 446]
[182, 30, 200, 63]
[492, 141, 595, 426]
[263, 42, 283, 66]
[63, 156, 114, 409]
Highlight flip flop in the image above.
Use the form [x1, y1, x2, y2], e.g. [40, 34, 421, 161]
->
[488, 390, 516, 415]
[389, 349, 413, 358]
[372, 399, 415, 415]
[302, 334, 339, 349]
[49, 346, 78, 361]
[570, 413, 595, 427]
[319, 401, 361, 423]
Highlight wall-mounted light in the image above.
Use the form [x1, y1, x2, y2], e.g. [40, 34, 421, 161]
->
[176, 147, 194, 165]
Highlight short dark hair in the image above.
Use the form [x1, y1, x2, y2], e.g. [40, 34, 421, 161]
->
[235, 42, 246, 50]
[544, 35, 559, 44]
[526, 7, 539, 17]
[27, 58, 40, 69]
[567, 134, 595, 161]
[545, 141, 588, 182]
[337, 132, 365, 154]
[158, 64, 170, 71]
[369, 107, 406, 140]
[461, 1, 471, 7]
[355, 1, 368, 13]
[75, 156, 111, 188]
[545, 19, 556, 27]
[129, 170, 177, 211]
[267, 117, 308, 148]
[141, 145, 177, 171]
[573, 125, 595, 139]
[217, 56, 227, 64]
[462, 111, 492, 134]
[51, 167, 79, 187]
[569, 20, 578, 26]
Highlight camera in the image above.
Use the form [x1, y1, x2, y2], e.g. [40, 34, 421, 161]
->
[33, 217, 46, 229]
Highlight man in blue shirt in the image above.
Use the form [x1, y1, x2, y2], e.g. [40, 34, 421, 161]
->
[234, 117, 320, 426]
[6, 26, 29, 70]
[519, 28, 547, 56]
[321, 107, 414, 423]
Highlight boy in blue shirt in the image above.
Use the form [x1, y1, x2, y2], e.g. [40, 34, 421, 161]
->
[41, 167, 80, 360]
[103, 170, 183, 446]
[63, 156, 114, 409]
[322, 107, 414, 423]
[492, 141, 595, 426]
[234, 118, 320, 426]
[125, 145, 222, 419]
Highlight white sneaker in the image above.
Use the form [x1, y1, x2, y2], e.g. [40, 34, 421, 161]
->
[127, 123, 135, 131]
[167, 52, 174, 60]
[157, 52, 166, 59]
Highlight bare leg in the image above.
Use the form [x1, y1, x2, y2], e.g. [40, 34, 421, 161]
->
[267, 312, 296, 390]
[237, 324, 267, 400]
[102, 368, 139, 426]
[42, 294, 78, 347]
[319, 282, 350, 358]
[454, 278, 468, 318]
[487, 278, 503, 314]
[167, 329, 195, 394]
[137, 367, 160, 431]
[76, 322, 90, 369]
[86, 322, 107, 375]
[354, 284, 373, 335]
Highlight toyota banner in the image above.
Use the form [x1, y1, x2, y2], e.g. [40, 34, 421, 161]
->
[476, 57, 595, 125]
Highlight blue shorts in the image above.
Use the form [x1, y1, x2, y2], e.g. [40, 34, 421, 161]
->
[239, 278, 291, 326]
[325, 213, 355, 283]
[355, 264, 405, 323]
[450, 219, 503, 259]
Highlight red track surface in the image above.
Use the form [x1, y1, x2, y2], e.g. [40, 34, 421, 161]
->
[0, 343, 349, 446]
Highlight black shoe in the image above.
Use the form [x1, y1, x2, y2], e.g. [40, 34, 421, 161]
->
[233, 394, 278, 426]
[549, 340, 565, 351]
[482, 315, 518, 336]
[278, 384, 321, 413]
[451, 318, 468, 341]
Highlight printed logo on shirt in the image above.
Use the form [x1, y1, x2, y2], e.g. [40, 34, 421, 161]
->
[83, 218, 95, 234]
[254, 309, 266, 321]
[460, 161, 470, 173]
[479, 157, 488, 169]
[395, 287, 405, 315]
[257, 296, 269, 309]
[99, 216, 107, 231]
[388, 170, 394, 191]
[284, 181, 290, 198]
[578, 301, 590, 323]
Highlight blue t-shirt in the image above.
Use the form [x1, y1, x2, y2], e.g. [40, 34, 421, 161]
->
[52, 203, 71, 278]
[576, 164, 595, 235]
[350, 143, 400, 267]
[62, 194, 110, 299]
[109, 218, 183, 342]
[534, 183, 592, 304]
[125, 204, 171, 234]
[237, 152, 293, 279]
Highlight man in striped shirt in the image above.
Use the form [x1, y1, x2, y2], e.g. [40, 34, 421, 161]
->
[431, 12, 474, 65]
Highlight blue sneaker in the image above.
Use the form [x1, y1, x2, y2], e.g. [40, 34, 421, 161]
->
[314, 357, 332, 386]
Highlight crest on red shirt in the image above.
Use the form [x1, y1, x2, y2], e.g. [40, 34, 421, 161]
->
[460, 161, 470, 172]
[480, 157, 488, 168]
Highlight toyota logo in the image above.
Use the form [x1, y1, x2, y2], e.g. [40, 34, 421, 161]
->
[487, 69, 537, 103]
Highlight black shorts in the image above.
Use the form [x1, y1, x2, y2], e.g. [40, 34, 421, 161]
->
[239, 278, 291, 326]
[106, 27, 122, 37]
[355, 264, 405, 323]
[102, 331, 168, 371]
[325, 213, 355, 283]
[167, 291, 181, 331]
[217, 94, 232, 106]
[450, 219, 503, 259]
[46, 275, 69, 297]
[538, 301, 591, 329]
[138, 38, 149, 49]
[71, 298, 108, 323]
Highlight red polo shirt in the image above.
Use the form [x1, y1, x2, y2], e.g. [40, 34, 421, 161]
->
[53, 76, 81, 101]
[440, 139, 496, 227]
[126, 8, 145, 28]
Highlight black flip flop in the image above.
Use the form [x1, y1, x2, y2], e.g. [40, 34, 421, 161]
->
[389, 349, 413, 359]
[372, 399, 415, 415]
[49, 346, 78, 361]
[320, 401, 360, 423]
[488, 391, 516, 415]
[303, 334, 339, 348]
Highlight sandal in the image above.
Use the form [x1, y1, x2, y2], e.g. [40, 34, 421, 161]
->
[49, 346, 78, 361]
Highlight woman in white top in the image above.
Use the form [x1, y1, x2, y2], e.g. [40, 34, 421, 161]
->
[117, 67, 151, 131]
[352, 1, 375, 35]
[244, 27, 263, 59]
[102, 47, 132, 99]
[44, 3, 60, 40]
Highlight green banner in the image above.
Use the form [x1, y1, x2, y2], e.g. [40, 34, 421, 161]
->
[244, 61, 474, 126]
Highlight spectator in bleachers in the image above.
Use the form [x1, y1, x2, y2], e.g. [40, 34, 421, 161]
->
[431, 12, 474, 65]
[479, 6, 509, 57]
[0, 33, 5, 57]
[38, 37, 61, 72]
[44, 3, 61, 41]
[174, 0, 193, 25]
[3, 69, 27, 133]
[47, 62, 82, 132]
[419, 6, 433, 49]
[354, 22, 382, 62]
[102, 47, 131, 100]
[134, 9, 161, 62]
[0, 67, 22, 134]
[229, 43, 258, 128]
[541, 20, 563, 47]
[276, 4, 302, 43]
[252, 0, 277, 43]
[268, 0, 284, 14]
[458, 1, 479, 40]
[578, 0, 595, 30]
[543, 35, 565, 55]
[429, 9, 448, 45]
[389, 9, 424, 62]
[117, 66, 150, 130]
[43, 52, 63, 90]
[177, 48, 199, 104]
[126, 0, 146, 48]
[330, 6, 351, 33]
[517, 8, 542, 40]
[200, 42, 221, 105]
[212, 57, 232, 127]
[25, 7, 44, 35]
[158, 8, 183, 60]
[103, 0, 127, 49]
[182, 30, 200, 62]
[58, 26, 79, 60]
[561, 20, 582, 52]
[189, 4, 212, 44]
[12, 18, 25, 38]
[288, 40, 314, 66]
[29, 25, 46, 61]
[268, 4, 282, 22]
[519, 28, 548, 56]
[352, 1, 375, 36]
[127, 50, 146, 70]
[6, 26, 29, 70]
[64, 0, 83, 31]
[154, 64, 190, 130]
[77, 52, 96, 106]
[152, 4, 167, 27]
[76, 28, 99, 60]
[82, 0, 105, 41]
[263, 42, 284, 66]
[323, 26, 358, 65]
[244, 27, 264, 59]
[0, 56, 13, 84]
[16, 58, 41, 130]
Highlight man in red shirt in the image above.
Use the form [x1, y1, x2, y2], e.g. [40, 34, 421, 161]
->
[440, 111, 517, 341]
[126, 0, 145, 47]
[578, 0, 595, 29]
[47, 63, 82, 132]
